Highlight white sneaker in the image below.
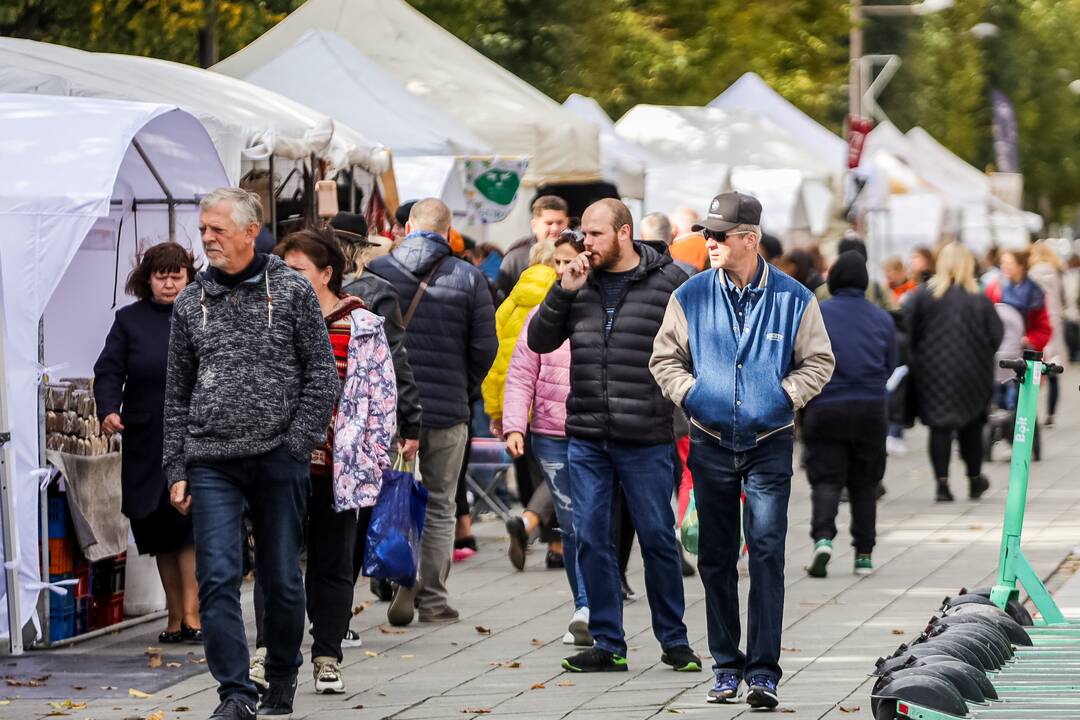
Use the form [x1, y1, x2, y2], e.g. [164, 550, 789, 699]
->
[567, 607, 593, 647]
[886, 436, 909, 457]
[249, 647, 268, 692]
[342, 629, 363, 648]
[313, 656, 345, 694]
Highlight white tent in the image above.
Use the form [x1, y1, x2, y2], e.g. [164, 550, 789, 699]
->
[212, 0, 600, 188]
[0, 94, 229, 647]
[562, 94, 659, 200]
[709, 72, 848, 173]
[0, 36, 390, 183]
[239, 29, 490, 158]
[616, 105, 836, 236]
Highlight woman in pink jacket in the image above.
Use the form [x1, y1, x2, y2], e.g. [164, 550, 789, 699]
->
[503, 231, 590, 647]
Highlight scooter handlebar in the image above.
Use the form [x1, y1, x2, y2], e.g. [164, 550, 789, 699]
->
[999, 359, 1027, 372]
[1045, 363, 1064, 375]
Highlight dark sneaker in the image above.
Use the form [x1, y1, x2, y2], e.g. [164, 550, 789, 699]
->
[506, 516, 529, 570]
[706, 672, 741, 704]
[854, 553, 873, 576]
[746, 675, 779, 710]
[418, 605, 460, 623]
[370, 577, 393, 602]
[807, 539, 832, 578]
[210, 697, 256, 720]
[562, 647, 628, 673]
[969, 474, 990, 500]
[257, 677, 296, 716]
[660, 644, 701, 672]
[387, 582, 418, 626]
[545, 549, 565, 569]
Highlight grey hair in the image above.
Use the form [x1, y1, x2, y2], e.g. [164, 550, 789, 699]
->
[200, 187, 263, 228]
[736, 223, 762, 243]
[640, 212, 673, 244]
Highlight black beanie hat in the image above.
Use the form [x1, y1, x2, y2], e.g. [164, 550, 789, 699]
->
[828, 250, 869, 294]
[395, 200, 417, 228]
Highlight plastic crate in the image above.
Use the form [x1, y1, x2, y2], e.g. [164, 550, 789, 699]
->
[74, 562, 91, 598]
[47, 497, 70, 539]
[74, 596, 90, 636]
[48, 537, 75, 576]
[48, 606, 75, 643]
[47, 576, 75, 614]
[91, 555, 125, 596]
[90, 592, 123, 630]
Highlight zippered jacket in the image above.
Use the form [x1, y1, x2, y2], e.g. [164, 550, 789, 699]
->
[527, 242, 683, 446]
[650, 260, 834, 451]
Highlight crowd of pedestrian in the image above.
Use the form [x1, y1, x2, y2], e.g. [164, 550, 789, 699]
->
[90, 184, 1077, 719]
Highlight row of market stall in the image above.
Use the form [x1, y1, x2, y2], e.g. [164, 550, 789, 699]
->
[0, 0, 1042, 651]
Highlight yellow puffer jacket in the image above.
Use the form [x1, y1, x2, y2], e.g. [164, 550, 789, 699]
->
[482, 264, 557, 421]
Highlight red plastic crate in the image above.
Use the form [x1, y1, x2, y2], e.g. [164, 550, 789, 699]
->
[48, 537, 75, 576]
[89, 592, 123, 630]
[74, 562, 91, 598]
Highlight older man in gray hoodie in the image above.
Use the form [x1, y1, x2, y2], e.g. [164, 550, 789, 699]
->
[163, 188, 339, 720]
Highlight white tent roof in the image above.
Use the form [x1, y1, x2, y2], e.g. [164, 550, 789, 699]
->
[0, 36, 390, 182]
[615, 104, 835, 180]
[212, 0, 600, 186]
[0, 94, 229, 640]
[709, 72, 847, 174]
[240, 29, 490, 157]
[562, 94, 660, 199]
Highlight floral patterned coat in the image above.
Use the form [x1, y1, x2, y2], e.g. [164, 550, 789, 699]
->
[333, 309, 398, 511]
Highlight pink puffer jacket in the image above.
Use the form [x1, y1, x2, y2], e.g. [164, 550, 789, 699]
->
[503, 307, 570, 438]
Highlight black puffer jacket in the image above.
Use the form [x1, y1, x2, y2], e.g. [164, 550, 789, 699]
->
[528, 242, 683, 445]
[342, 271, 422, 439]
[367, 232, 497, 429]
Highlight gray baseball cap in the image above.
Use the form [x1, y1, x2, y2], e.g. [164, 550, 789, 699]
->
[692, 192, 762, 233]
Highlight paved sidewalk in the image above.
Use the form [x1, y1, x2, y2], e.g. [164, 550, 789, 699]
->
[4, 385, 1080, 720]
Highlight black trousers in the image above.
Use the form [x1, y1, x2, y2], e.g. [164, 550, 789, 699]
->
[803, 401, 887, 555]
[255, 476, 361, 663]
[928, 416, 984, 480]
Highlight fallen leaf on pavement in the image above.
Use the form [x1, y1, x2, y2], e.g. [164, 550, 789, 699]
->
[49, 701, 87, 711]
[71, 685, 85, 691]
[667, 710, 683, 715]
[839, 706, 861, 713]
[530, 639, 543, 646]
[174, 707, 191, 712]
[463, 709, 492, 715]
[557, 680, 575, 687]
[5, 675, 49, 687]
[779, 708, 796, 714]
[166, 662, 182, 669]
[365, 651, 379, 657]
[147, 711, 166, 720]
[505, 661, 521, 668]
[531, 683, 545, 690]
[969, 524, 984, 530]
[147, 651, 162, 669]
[379, 625, 407, 635]
[475, 625, 491, 635]
[352, 705, 365, 709]
[188, 656, 206, 664]
[128, 688, 153, 699]
[892, 629, 905, 635]
[781, 646, 800, 652]
[401, 654, 415, 659]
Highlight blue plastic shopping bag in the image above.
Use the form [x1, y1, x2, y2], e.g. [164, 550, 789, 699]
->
[363, 456, 428, 586]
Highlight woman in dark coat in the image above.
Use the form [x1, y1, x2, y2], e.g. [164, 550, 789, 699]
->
[93, 242, 200, 643]
[906, 242, 1004, 503]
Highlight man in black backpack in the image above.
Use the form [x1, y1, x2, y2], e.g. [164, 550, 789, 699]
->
[367, 199, 497, 624]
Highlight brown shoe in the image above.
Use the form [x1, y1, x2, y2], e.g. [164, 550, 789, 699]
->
[418, 606, 460, 623]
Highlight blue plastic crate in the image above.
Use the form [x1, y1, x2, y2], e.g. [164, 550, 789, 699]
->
[48, 606, 75, 643]
[47, 579, 75, 614]
[47, 497, 70, 539]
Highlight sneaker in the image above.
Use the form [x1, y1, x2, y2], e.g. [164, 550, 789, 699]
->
[561, 647, 628, 673]
[256, 677, 296, 716]
[370, 577, 393, 602]
[454, 535, 478, 552]
[746, 675, 779, 710]
[854, 554, 873, 576]
[886, 436, 909, 457]
[620, 575, 637, 602]
[706, 672, 741, 704]
[210, 696, 256, 719]
[249, 647, 268, 693]
[452, 547, 477, 563]
[969, 475, 990, 500]
[418, 605, 460, 623]
[506, 516, 529, 570]
[545, 549, 565, 569]
[341, 629, 363, 648]
[807, 539, 832, 578]
[312, 656, 345, 694]
[566, 607, 592, 647]
[660, 644, 702, 672]
[387, 582, 418, 626]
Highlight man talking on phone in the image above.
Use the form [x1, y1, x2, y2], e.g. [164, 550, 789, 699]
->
[162, 188, 339, 720]
[528, 198, 698, 674]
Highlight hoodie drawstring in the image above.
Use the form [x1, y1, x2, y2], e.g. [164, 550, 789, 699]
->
[198, 271, 274, 330]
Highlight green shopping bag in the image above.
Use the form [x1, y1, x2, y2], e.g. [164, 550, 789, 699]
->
[680, 490, 699, 555]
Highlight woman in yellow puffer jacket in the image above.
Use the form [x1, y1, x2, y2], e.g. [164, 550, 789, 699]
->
[483, 241, 557, 428]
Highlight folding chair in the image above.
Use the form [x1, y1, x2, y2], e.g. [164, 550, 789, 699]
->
[464, 437, 514, 523]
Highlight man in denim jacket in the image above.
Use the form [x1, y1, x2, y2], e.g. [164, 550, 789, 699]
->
[650, 192, 834, 710]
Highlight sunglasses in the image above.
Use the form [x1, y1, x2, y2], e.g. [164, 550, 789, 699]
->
[703, 229, 753, 243]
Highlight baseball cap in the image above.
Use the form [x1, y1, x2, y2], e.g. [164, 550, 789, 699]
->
[692, 192, 763, 233]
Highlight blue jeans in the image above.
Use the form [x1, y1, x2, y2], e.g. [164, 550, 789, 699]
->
[688, 427, 793, 682]
[188, 445, 310, 705]
[531, 434, 587, 609]
[567, 438, 688, 657]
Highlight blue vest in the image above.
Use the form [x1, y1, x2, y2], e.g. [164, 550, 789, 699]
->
[677, 263, 813, 450]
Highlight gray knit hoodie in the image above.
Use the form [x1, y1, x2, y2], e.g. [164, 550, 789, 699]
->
[162, 254, 339, 485]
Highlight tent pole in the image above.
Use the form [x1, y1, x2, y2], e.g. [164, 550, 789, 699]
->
[36, 319, 48, 648]
[131, 138, 176, 242]
[268, 155, 277, 241]
[349, 166, 357, 214]
[0, 255, 24, 654]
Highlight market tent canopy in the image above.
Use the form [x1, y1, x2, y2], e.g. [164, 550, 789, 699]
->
[239, 29, 490, 157]
[709, 72, 847, 175]
[213, 0, 600, 186]
[0, 94, 229, 642]
[0, 36, 390, 182]
[563, 93, 659, 199]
